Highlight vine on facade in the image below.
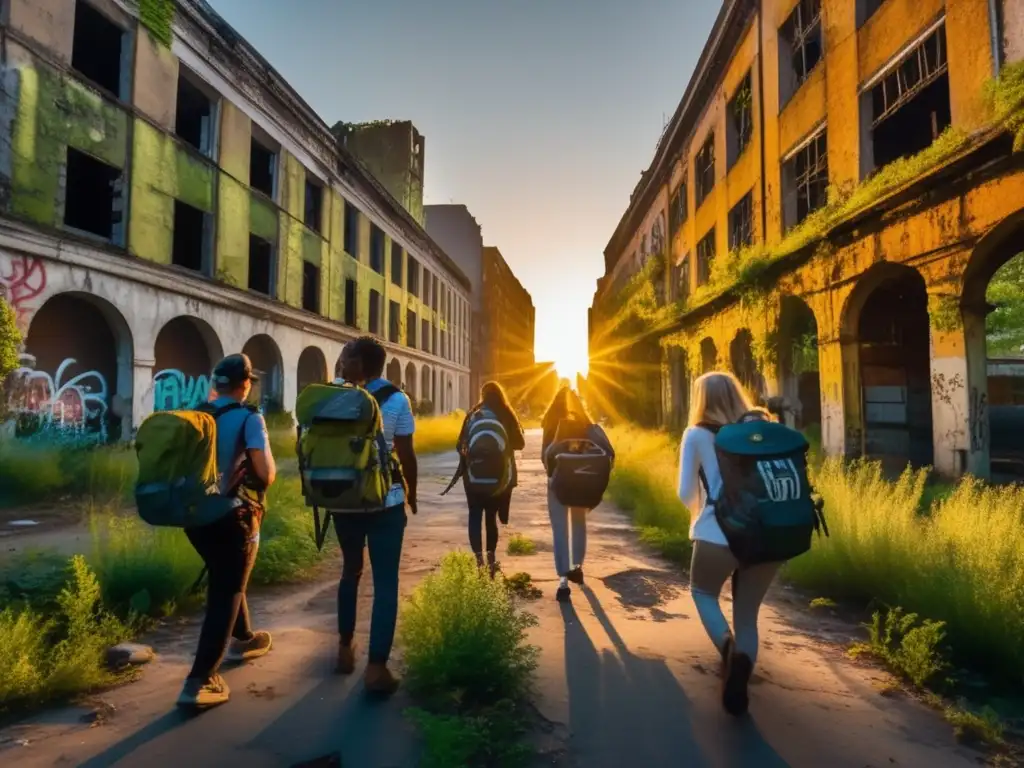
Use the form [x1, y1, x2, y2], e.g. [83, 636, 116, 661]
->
[986, 60, 1024, 151]
[928, 293, 963, 334]
[139, 0, 175, 47]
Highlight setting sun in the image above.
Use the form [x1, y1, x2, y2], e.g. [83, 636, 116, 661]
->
[554, 349, 589, 382]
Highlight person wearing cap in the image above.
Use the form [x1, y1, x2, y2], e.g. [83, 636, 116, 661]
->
[177, 353, 277, 709]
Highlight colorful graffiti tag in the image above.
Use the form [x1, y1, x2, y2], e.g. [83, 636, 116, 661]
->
[153, 369, 211, 411]
[6, 355, 109, 443]
[0, 255, 46, 329]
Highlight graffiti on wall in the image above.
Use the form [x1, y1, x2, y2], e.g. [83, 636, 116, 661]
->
[0, 255, 47, 329]
[969, 386, 988, 452]
[153, 369, 211, 411]
[5, 355, 109, 443]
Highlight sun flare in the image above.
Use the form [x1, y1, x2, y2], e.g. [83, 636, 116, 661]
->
[554, 350, 589, 382]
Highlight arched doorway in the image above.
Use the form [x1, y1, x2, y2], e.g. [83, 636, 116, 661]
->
[420, 364, 432, 412]
[700, 337, 717, 375]
[667, 347, 689, 431]
[405, 361, 418, 402]
[961, 212, 1024, 481]
[297, 346, 327, 394]
[729, 328, 762, 400]
[843, 264, 934, 473]
[153, 317, 222, 411]
[386, 358, 402, 388]
[16, 292, 133, 442]
[242, 334, 284, 412]
[778, 296, 821, 431]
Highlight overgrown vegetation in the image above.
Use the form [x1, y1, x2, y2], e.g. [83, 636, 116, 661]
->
[506, 533, 537, 556]
[985, 253, 1024, 357]
[399, 551, 539, 766]
[413, 410, 464, 455]
[0, 442, 137, 507]
[986, 59, 1024, 151]
[850, 607, 949, 689]
[0, 298, 19, 388]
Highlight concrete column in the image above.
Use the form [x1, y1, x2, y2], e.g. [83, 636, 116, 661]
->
[817, 338, 849, 458]
[131, 358, 156, 438]
[962, 307, 991, 478]
[928, 306, 973, 478]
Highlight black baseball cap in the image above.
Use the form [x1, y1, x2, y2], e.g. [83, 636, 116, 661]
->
[212, 353, 259, 387]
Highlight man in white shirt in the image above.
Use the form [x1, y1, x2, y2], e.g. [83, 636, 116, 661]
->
[332, 336, 417, 696]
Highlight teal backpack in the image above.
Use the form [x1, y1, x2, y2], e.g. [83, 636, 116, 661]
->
[699, 413, 828, 565]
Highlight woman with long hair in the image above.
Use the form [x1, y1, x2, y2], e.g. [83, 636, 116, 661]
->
[458, 381, 525, 575]
[677, 371, 779, 716]
[541, 385, 591, 602]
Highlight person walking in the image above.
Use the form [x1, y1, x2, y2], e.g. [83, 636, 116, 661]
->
[177, 353, 277, 709]
[677, 371, 780, 717]
[457, 381, 526, 577]
[541, 386, 592, 602]
[331, 336, 417, 696]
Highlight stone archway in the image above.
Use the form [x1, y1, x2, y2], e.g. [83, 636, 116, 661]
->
[242, 334, 284, 412]
[386, 358, 402, 388]
[405, 361, 418, 402]
[420, 364, 432, 412]
[729, 328, 762, 400]
[153, 316, 222, 411]
[778, 296, 821, 431]
[700, 337, 717, 375]
[297, 346, 327, 394]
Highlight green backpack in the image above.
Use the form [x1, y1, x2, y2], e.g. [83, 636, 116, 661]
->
[134, 402, 253, 528]
[295, 382, 402, 549]
[699, 414, 828, 566]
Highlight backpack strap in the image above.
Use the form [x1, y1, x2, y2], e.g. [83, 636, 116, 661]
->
[695, 422, 719, 502]
[371, 383, 400, 407]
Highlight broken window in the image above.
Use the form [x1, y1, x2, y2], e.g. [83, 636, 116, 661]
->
[695, 132, 715, 207]
[389, 300, 401, 343]
[407, 309, 417, 349]
[857, 0, 885, 27]
[390, 242, 403, 288]
[344, 278, 357, 327]
[422, 270, 431, 308]
[369, 289, 381, 335]
[304, 177, 323, 233]
[432, 275, 439, 311]
[696, 229, 715, 287]
[407, 256, 420, 298]
[867, 23, 950, 172]
[176, 68, 217, 157]
[344, 201, 360, 255]
[370, 225, 385, 274]
[72, 1, 129, 99]
[248, 235, 273, 295]
[302, 261, 320, 313]
[779, 0, 822, 107]
[63, 147, 123, 242]
[728, 191, 754, 251]
[676, 255, 691, 303]
[727, 73, 754, 168]
[669, 180, 688, 239]
[172, 200, 210, 274]
[250, 135, 277, 198]
[782, 127, 828, 230]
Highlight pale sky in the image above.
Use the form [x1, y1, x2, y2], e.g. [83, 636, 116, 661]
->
[206, 0, 721, 378]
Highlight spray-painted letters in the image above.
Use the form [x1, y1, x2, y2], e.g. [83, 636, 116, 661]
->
[0, 255, 47, 329]
[153, 369, 211, 411]
[6, 356, 108, 443]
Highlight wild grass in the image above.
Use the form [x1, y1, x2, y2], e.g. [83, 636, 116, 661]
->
[0, 442, 136, 507]
[506, 533, 537, 556]
[414, 411, 464, 455]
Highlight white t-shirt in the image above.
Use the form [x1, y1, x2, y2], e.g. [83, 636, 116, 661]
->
[334, 377, 415, 510]
[677, 426, 729, 546]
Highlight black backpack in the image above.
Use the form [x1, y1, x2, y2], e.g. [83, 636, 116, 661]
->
[548, 420, 615, 510]
[698, 413, 828, 566]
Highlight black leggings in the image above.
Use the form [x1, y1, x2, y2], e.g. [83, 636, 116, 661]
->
[468, 503, 500, 556]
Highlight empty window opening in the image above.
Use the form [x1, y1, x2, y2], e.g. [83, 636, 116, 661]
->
[248, 235, 273, 295]
[64, 147, 123, 242]
[422, 270, 431, 307]
[695, 133, 716, 207]
[857, 0, 886, 28]
[370, 225, 385, 274]
[696, 229, 716, 286]
[369, 290, 381, 335]
[344, 201, 360, 255]
[172, 200, 210, 273]
[176, 69, 216, 156]
[421, 318, 431, 353]
[407, 309, 417, 348]
[674, 256, 691, 303]
[72, 1, 128, 98]
[390, 242, 403, 288]
[669, 180, 688, 239]
[389, 300, 401, 343]
[344, 278, 357, 327]
[407, 256, 420, 298]
[302, 261, 320, 313]
[866, 24, 950, 172]
[782, 128, 828, 230]
[728, 191, 754, 251]
[779, 0, 822, 107]
[727, 73, 754, 168]
[431, 276, 439, 311]
[250, 136, 277, 198]
[304, 178, 323, 233]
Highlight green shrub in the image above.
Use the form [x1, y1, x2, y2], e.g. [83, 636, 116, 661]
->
[0, 443, 136, 507]
[398, 551, 539, 708]
[0, 556, 130, 712]
[850, 607, 949, 689]
[250, 476, 324, 585]
[506, 533, 536, 556]
[0, 550, 73, 612]
[407, 701, 532, 768]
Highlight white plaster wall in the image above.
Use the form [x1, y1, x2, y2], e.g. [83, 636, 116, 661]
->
[929, 346, 971, 478]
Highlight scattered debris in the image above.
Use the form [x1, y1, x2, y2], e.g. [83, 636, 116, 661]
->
[79, 701, 116, 727]
[505, 572, 543, 600]
[246, 683, 278, 700]
[106, 643, 155, 669]
[7, 520, 39, 527]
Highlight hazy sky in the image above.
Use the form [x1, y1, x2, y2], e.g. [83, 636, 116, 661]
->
[207, 0, 720, 376]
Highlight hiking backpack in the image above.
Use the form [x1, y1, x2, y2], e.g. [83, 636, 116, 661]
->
[460, 407, 514, 498]
[548, 419, 615, 511]
[134, 402, 255, 528]
[294, 382, 402, 549]
[699, 414, 828, 566]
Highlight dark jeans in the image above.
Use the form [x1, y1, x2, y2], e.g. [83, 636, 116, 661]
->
[467, 489, 511, 556]
[185, 507, 261, 681]
[333, 504, 407, 664]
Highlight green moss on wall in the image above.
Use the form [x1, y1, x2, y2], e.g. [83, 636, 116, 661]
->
[217, 175, 250, 288]
[301, 229, 322, 268]
[175, 150, 215, 212]
[928, 294, 963, 333]
[278, 216, 304, 308]
[249, 195, 278, 240]
[139, 0, 175, 48]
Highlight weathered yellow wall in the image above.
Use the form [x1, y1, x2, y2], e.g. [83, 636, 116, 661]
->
[217, 102, 252, 288]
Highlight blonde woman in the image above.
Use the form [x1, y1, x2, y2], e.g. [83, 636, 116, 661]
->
[678, 372, 779, 717]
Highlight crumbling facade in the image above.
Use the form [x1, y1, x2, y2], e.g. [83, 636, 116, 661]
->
[0, 0, 471, 442]
[590, 0, 1024, 479]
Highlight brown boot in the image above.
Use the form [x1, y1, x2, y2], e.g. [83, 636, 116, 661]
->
[336, 641, 357, 675]
[364, 662, 400, 696]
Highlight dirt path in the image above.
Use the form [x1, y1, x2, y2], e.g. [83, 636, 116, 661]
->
[0, 431, 985, 767]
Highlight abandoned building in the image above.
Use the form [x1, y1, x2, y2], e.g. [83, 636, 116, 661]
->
[589, 0, 1024, 480]
[0, 0, 472, 442]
